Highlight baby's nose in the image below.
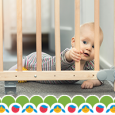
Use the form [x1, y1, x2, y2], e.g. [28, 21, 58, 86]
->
[86, 45, 92, 51]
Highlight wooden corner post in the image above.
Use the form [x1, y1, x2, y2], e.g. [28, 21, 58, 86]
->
[75, 0, 80, 71]
[17, 0, 22, 71]
[36, 0, 42, 71]
[0, 0, 3, 71]
[55, 0, 61, 71]
[94, 0, 100, 71]
[113, 0, 115, 91]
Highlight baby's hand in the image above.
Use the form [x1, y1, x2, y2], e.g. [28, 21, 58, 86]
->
[69, 48, 83, 62]
[81, 80, 94, 89]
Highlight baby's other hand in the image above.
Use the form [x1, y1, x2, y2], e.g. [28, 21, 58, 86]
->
[69, 48, 83, 62]
[81, 81, 93, 89]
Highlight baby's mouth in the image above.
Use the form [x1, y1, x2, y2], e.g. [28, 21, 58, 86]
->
[84, 53, 89, 57]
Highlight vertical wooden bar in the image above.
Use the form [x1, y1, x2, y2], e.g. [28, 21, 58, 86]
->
[0, 0, 3, 71]
[36, 0, 42, 71]
[113, 0, 115, 91]
[17, 0, 22, 71]
[55, 0, 61, 71]
[94, 0, 100, 71]
[75, 0, 80, 71]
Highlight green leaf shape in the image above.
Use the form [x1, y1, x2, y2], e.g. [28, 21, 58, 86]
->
[44, 96, 57, 108]
[114, 99, 115, 103]
[72, 96, 85, 107]
[30, 96, 43, 108]
[16, 96, 29, 108]
[0, 99, 1, 103]
[86, 96, 99, 108]
[100, 96, 113, 108]
[2, 96, 15, 107]
[58, 96, 71, 107]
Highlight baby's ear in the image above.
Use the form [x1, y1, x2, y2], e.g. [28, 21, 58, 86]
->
[71, 37, 75, 47]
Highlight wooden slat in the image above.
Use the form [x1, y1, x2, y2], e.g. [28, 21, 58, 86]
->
[75, 0, 80, 71]
[55, 0, 61, 71]
[0, 0, 3, 71]
[94, 0, 100, 71]
[114, 0, 115, 91]
[0, 71, 98, 81]
[17, 0, 22, 71]
[36, 0, 42, 71]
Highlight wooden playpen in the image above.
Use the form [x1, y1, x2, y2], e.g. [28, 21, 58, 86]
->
[0, 0, 115, 91]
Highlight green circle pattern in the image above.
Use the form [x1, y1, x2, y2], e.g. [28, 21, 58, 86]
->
[0, 95, 115, 111]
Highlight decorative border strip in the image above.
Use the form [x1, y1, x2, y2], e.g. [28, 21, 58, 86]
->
[0, 95, 115, 114]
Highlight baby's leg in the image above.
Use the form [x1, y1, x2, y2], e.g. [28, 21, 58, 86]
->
[9, 59, 25, 71]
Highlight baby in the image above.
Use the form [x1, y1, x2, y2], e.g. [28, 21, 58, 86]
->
[9, 22, 103, 89]
[65, 22, 103, 88]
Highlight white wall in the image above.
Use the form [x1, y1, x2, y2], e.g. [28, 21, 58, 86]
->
[49, 0, 95, 52]
[81, 0, 94, 23]
[49, 0, 82, 52]
[99, 0, 114, 68]
[82, 0, 114, 69]
[41, 0, 51, 33]
[49, 0, 114, 69]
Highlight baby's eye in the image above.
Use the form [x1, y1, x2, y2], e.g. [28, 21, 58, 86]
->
[92, 45, 94, 48]
[83, 41, 87, 44]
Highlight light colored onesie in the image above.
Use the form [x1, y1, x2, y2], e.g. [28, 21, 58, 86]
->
[24, 48, 94, 84]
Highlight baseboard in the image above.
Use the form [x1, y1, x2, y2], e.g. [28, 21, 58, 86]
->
[100, 56, 112, 69]
[99, 56, 114, 87]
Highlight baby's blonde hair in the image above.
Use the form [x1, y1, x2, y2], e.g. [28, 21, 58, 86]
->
[73, 22, 103, 45]
[80, 22, 103, 42]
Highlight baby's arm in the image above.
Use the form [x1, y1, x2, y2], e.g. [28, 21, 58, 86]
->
[65, 48, 102, 89]
[81, 79, 102, 89]
[9, 59, 25, 71]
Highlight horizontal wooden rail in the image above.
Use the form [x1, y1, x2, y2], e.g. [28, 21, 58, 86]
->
[0, 71, 98, 81]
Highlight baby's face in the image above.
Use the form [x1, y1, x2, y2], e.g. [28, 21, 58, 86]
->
[80, 28, 95, 61]
[72, 24, 103, 62]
